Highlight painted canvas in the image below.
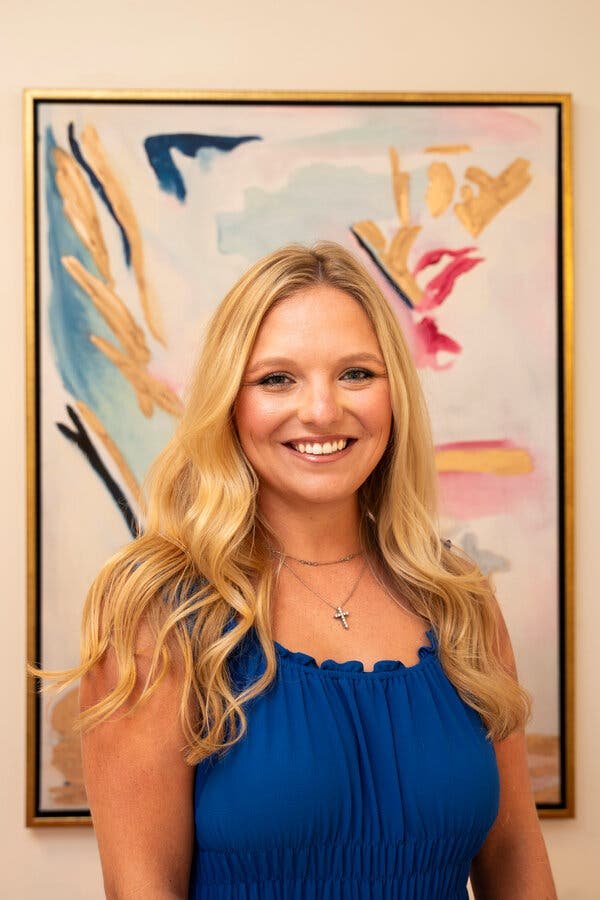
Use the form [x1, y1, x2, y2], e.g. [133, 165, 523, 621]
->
[25, 91, 573, 824]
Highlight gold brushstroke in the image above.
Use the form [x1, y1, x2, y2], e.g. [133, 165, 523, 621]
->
[424, 143, 472, 154]
[351, 145, 425, 305]
[455, 158, 532, 237]
[53, 147, 113, 285]
[74, 399, 142, 505]
[62, 255, 150, 366]
[63, 253, 182, 421]
[435, 446, 533, 475]
[79, 124, 167, 346]
[389, 147, 410, 227]
[48, 688, 87, 807]
[426, 162, 455, 217]
[354, 220, 423, 305]
[352, 219, 387, 256]
[387, 224, 424, 301]
[89, 333, 185, 419]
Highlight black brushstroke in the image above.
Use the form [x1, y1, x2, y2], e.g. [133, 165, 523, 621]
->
[67, 122, 132, 266]
[56, 404, 139, 537]
[350, 226, 415, 310]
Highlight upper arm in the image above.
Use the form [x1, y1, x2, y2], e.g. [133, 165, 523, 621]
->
[79, 620, 196, 899]
[481, 592, 537, 830]
[470, 595, 556, 896]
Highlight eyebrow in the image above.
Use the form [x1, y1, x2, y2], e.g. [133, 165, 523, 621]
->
[245, 352, 386, 376]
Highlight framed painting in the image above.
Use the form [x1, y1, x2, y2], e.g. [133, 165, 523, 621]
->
[24, 89, 574, 825]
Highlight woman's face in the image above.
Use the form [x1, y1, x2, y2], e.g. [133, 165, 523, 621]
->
[233, 284, 393, 508]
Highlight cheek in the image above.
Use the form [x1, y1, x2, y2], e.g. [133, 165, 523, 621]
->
[234, 394, 285, 444]
[358, 386, 393, 434]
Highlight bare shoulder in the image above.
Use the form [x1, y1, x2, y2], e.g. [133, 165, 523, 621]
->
[79, 617, 196, 899]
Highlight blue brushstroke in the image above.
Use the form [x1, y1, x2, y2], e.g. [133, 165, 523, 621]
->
[144, 133, 261, 201]
[217, 162, 396, 260]
[44, 126, 169, 482]
[67, 122, 132, 266]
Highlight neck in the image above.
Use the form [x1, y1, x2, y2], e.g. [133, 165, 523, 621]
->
[258, 490, 363, 562]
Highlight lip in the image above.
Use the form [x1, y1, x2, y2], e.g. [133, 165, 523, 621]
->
[284, 435, 356, 443]
[282, 438, 357, 463]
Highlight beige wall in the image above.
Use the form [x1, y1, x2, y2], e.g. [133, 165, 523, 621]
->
[2, 0, 597, 896]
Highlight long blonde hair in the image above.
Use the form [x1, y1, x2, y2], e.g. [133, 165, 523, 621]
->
[29, 240, 531, 763]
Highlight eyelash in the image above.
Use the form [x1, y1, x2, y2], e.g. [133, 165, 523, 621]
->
[257, 368, 376, 388]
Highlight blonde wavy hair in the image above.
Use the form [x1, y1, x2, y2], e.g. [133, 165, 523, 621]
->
[29, 240, 531, 764]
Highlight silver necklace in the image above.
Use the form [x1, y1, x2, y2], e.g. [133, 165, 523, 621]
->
[276, 553, 367, 630]
[268, 548, 363, 566]
[267, 539, 453, 633]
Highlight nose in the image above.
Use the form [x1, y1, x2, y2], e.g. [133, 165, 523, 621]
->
[296, 378, 345, 428]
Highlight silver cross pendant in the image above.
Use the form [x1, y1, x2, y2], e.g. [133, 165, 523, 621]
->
[334, 606, 350, 629]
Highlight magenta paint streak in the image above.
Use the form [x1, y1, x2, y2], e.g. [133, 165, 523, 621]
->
[412, 317, 462, 370]
[413, 246, 478, 276]
[412, 246, 484, 312]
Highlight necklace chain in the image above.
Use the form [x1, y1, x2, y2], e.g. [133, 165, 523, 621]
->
[268, 545, 368, 630]
[268, 548, 362, 566]
[266, 540, 452, 633]
[281, 557, 368, 629]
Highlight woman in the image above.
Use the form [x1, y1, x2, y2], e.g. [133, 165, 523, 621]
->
[33, 241, 557, 898]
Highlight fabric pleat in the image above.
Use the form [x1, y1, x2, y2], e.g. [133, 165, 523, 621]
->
[189, 626, 500, 899]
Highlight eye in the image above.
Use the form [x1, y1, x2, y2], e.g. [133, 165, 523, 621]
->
[256, 368, 376, 388]
[342, 368, 375, 381]
[258, 372, 292, 387]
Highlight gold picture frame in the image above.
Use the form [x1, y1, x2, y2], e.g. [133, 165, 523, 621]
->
[24, 89, 574, 825]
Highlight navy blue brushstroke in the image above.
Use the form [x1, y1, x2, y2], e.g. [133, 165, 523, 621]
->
[67, 122, 132, 267]
[144, 133, 261, 202]
[350, 226, 415, 310]
[57, 404, 139, 538]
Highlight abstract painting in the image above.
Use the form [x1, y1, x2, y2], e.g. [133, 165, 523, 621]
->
[24, 90, 573, 824]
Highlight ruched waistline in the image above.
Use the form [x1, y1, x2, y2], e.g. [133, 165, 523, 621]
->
[192, 834, 472, 897]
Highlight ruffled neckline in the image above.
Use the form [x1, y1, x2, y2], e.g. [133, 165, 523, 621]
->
[272, 627, 438, 676]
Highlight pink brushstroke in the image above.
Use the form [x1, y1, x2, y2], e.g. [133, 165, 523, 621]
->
[437, 438, 516, 453]
[412, 317, 462, 370]
[431, 107, 541, 141]
[357, 239, 481, 371]
[413, 246, 478, 276]
[413, 246, 484, 311]
[435, 439, 541, 519]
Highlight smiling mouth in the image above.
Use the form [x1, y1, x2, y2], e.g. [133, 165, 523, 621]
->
[282, 438, 358, 459]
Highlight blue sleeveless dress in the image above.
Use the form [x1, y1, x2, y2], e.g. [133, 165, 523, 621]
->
[189, 624, 500, 899]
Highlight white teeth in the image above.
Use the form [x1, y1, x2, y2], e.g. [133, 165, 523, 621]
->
[290, 439, 349, 455]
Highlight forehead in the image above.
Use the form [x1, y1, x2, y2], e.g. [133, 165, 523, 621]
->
[251, 286, 378, 350]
